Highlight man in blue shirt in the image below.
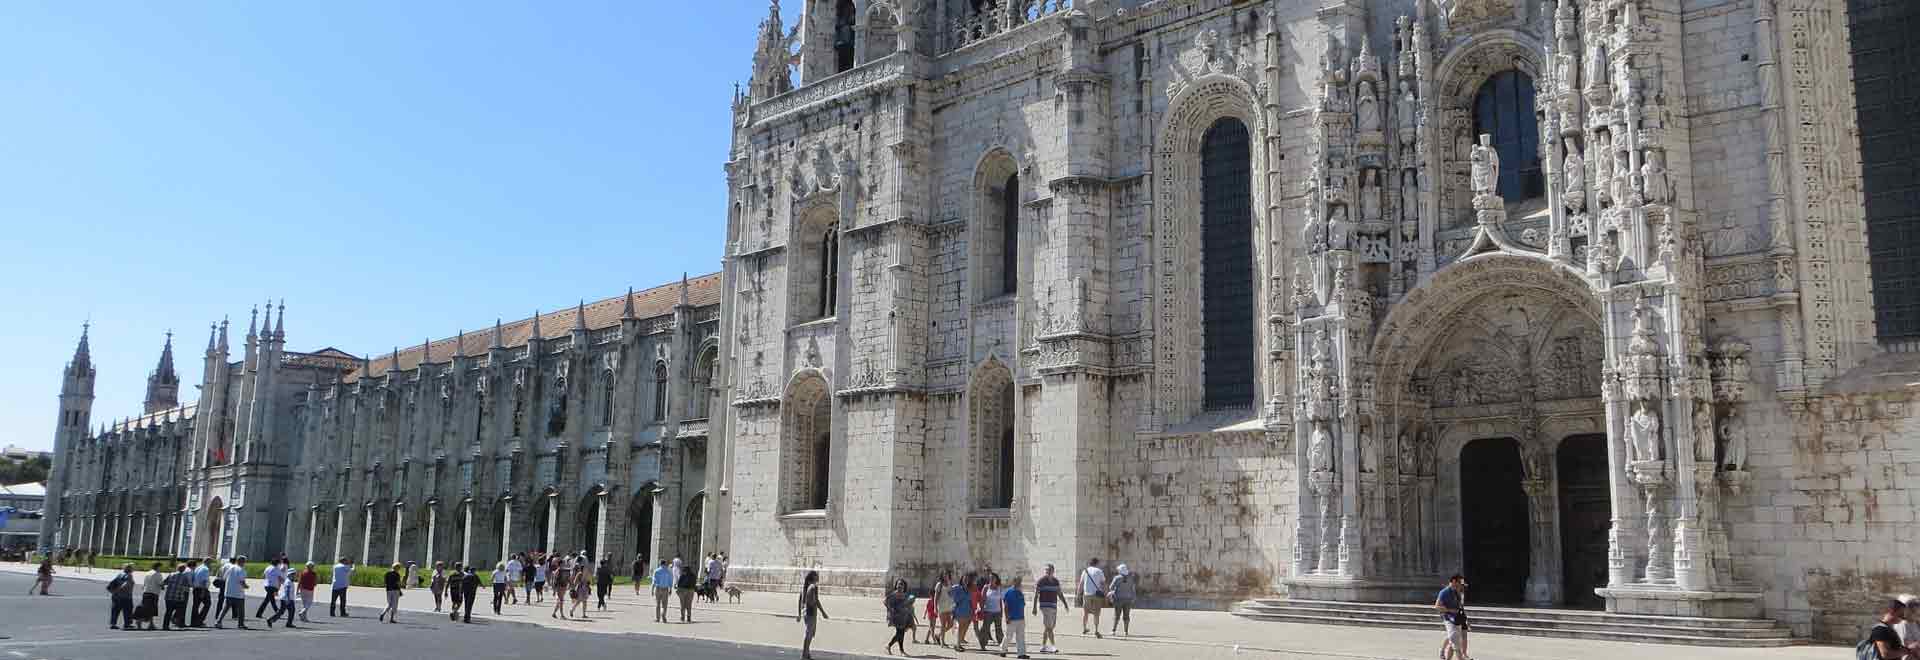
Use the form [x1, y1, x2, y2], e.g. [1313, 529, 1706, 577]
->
[652, 560, 674, 623]
[1001, 576, 1029, 659]
[188, 558, 211, 627]
[1434, 575, 1469, 660]
[330, 558, 354, 617]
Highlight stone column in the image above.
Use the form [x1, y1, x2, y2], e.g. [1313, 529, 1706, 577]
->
[1522, 477, 1558, 605]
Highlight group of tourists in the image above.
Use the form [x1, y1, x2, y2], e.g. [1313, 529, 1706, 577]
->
[803, 558, 1139, 660]
[646, 552, 728, 623]
[1861, 595, 1920, 660]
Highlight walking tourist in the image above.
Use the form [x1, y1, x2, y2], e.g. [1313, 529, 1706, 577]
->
[31, 557, 53, 595]
[457, 565, 481, 623]
[505, 554, 523, 606]
[106, 564, 135, 630]
[595, 555, 614, 610]
[1079, 558, 1107, 638]
[933, 573, 954, 647]
[550, 561, 570, 619]
[980, 573, 1005, 647]
[448, 562, 466, 615]
[215, 557, 249, 629]
[430, 562, 447, 611]
[267, 564, 299, 628]
[330, 557, 354, 617]
[675, 559, 697, 622]
[255, 558, 285, 620]
[1000, 576, 1028, 659]
[135, 561, 166, 630]
[379, 562, 404, 623]
[1035, 563, 1068, 653]
[162, 563, 191, 630]
[1864, 599, 1909, 660]
[491, 561, 509, 614]
[1895, 595, 1920, 650]
[297, 562, 318, 622]
[705, 553, 722, 600]
[885, 579, 914, 655]
[189, 558, 211, 627]
[522, 553, 537, 602]
[570, 565, 592, 620]
[1107, 564, 1137, 636]
[798, 570, 829, 660]
[533, 556, 548, 603]
[1435, 575, 1470, 660]
[949, 574, 974, 652]
[652, 560, 673, 623]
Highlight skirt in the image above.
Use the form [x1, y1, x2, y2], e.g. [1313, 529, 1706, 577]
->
[136, 593, 160, 618]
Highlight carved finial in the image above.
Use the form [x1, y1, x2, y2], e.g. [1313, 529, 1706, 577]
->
[530, 310, 542, 340]
[490, 318, 504, 349]
[574, 299, 588, 331]
[621, 286, 637, 320]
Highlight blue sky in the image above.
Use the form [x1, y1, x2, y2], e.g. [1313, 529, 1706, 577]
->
[1, 1, 775, 452]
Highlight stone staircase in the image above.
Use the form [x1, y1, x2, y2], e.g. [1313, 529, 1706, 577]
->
[1231, 599, 1800, 647]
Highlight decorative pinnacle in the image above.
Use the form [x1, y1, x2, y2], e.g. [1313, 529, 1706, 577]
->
[490, 319, 504, 349]
[621, 287, 636, 320]
[530, 310, 542, 340]
[574, 299, 588, 331]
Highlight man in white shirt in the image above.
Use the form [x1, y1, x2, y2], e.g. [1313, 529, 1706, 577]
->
[504, 555, 524, 605]
[215, 557, 250, 629]
[255, 559, 286, 619]
[1079, 558, 1107, 638]
[189, 558, 212, 627]
[330, 558, 354, 617]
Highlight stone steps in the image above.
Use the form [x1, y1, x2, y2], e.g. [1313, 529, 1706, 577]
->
[1231, 599, 1800, 648]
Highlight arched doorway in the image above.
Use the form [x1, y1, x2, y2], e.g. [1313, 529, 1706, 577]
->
[1558, 434, 1610, 608]
[203, 497, 226, 558]
[577, 490, 603, 559]
[628, 486, 655, 565]
[1461, 437, 1530, 604]
[682, 493, 705, 563]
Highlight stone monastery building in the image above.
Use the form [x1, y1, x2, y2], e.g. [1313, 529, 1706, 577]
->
[44, 0, 1920, 643]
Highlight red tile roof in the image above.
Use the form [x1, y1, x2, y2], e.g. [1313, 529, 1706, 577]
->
[346, 273, 721, 381]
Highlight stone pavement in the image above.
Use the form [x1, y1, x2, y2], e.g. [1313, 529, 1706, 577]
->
[3, 563, 1840, 660]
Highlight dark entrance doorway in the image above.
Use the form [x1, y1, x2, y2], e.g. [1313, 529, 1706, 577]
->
[1558, 434, 1610, 608]
[628, 489, 655, 565]
[578, 493, 602, 559]
[1460, 437, 1530, 604]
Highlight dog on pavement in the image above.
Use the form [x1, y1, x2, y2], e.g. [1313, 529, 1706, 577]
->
[725, 585, 744, 603]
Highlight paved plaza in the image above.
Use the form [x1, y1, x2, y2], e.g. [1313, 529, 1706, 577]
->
[0, 564, 1846, 660]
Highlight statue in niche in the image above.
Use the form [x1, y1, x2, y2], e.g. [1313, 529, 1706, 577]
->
[1401, 169, 1419, 222]
[546, 383, 567, 436]
[1594, 132, 1615, 206]
[1304, 208, 1328, 253]
[1454, 129, 1473, 164]
[1309, 423, 1333, 472]
[1692, 403, 1716, 463]
[813, 142, 838, 193]
[1360, 170, 1382, 223]
[1398, 427, 1418, 475]
[1720, 417, 1746, 470]
[1396, 79, 1417, 148]
[1357, 80, 1381, 133]
[1470, 134, 1500, 198]
[1563, 137, 1585, 209]
[1329, 206, 1353, 250]
[1359, 428, 1376, 473]
[1628, 401, 1662, 463]
[1585, 44, 1608, 94]
[1642, 149, 1671, 204]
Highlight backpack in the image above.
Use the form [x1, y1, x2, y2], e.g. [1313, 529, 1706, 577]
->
[107, 575, 129, 593]
[1857, 624, 1892, 660]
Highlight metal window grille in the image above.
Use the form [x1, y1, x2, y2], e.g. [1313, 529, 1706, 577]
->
[1201, 117, 1257, 411]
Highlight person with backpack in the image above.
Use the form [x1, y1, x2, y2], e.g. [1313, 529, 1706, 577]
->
[675, 560, 699, 622]
[949, 574, 975, 652]
[1863, 600, 1911, 660]
[1435, 575, 1470, 660]
[1107, 564, 1138, 636]
[1079, 558, 1107, 638]
[884, 578, 914, 655]
[106, 564, 136, 630]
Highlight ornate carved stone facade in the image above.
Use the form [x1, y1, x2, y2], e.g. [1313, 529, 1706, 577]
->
[43, 277, 725, 574]
[713, 0, 1911, 642]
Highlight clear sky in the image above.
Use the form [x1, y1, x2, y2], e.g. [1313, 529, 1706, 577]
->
[1, 1, 774, 452]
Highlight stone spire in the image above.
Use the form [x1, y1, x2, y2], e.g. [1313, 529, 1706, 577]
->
[71, 322, 92, 373]
[387, 346, 401, 374]
[143, 331, 180, 414]
[530, 310, 543, 341]
[679, 272, 691, 307]
[205, 322, 219, 355]
[490, 319, 504, 349]
[273, 300, 286, 341]
[749, 0, 794, 99]
[574, 300, 589, 331]
[621, 287, 636, 320]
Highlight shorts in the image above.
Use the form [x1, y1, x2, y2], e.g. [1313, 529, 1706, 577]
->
[1041, 607, 1058, 629]
[1444, 620, 1466, 644]
[1083, 595, 1107, 612]
[803, 613, 818, 639]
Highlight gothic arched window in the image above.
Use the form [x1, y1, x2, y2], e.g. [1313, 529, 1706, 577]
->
[781, 373, 832, 513]
[1473, 71, 1543, 203]
[970, 367, 1016, 510]
[1000, 173, 1020, 297]
[600, 371, 615, 428]
[1200, 116, 1256, 411]
[833, 0, 857, 73]
[690, 347, 717, 420]
[652, 361, 669, 423]
[818, 222, 840, 319]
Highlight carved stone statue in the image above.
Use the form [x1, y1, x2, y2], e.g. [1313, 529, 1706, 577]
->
[1357, 80, 1381, 133]
[1562, 137, 1585, 209]
[1628, 401, 1661, 463]
[1642, 149, 1671, 204]
[1309, 423, 1333, 472]
[1304, 209, 1328, 253]
[1398, 428, 1418, 475]
[1594, 131, 1615, 206]
[1360, 169, 1382, 223]
[1396, 80, 1418, 146]
[1585, 44, 1608, 95]
[1359, 428, 1376, 473]
[1721, 417, 1746, 470]
[1401, 169, 1419, 222]
[1329, 205, 1353, 250]
[1470, 134, 1500, 199]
